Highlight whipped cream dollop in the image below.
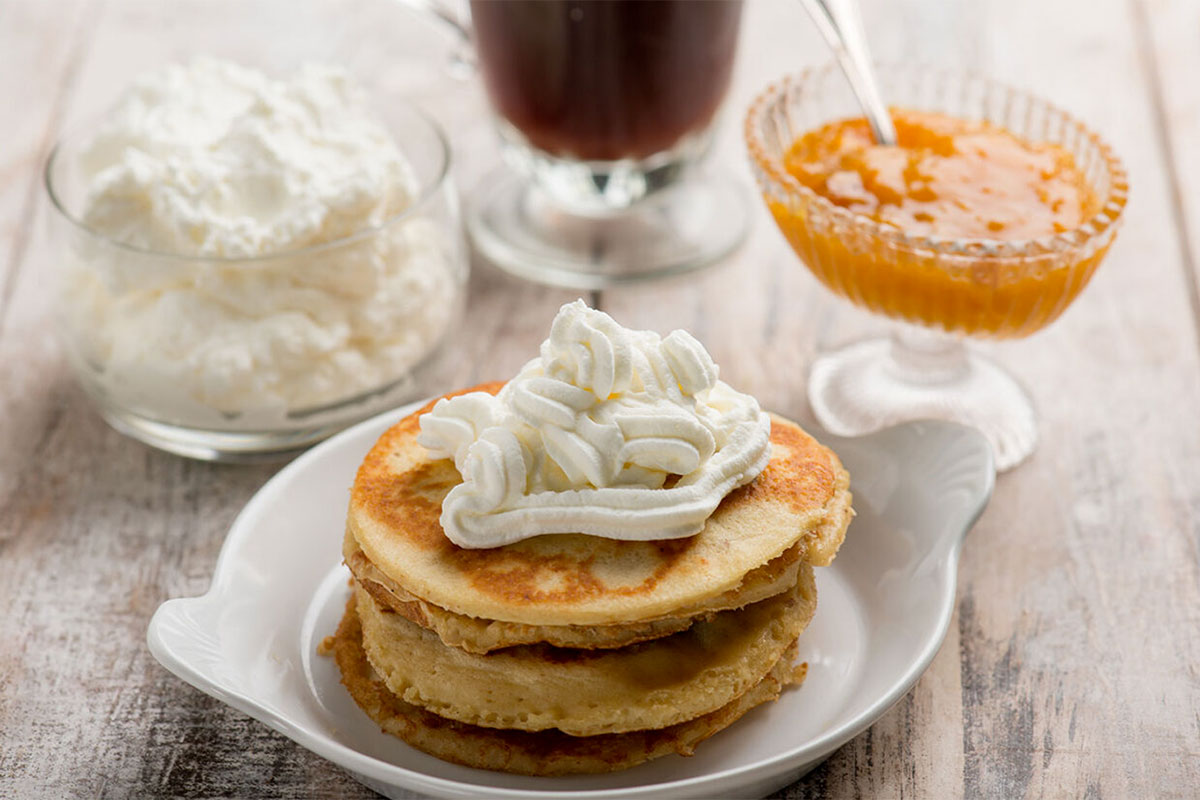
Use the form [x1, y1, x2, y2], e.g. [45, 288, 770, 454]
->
[418, 301, 771, 548]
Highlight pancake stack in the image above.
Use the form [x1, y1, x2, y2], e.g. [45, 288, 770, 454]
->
[330, 383, 853, 775]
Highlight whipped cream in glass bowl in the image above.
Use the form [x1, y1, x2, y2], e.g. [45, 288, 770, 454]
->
[45, 59, 467, 461]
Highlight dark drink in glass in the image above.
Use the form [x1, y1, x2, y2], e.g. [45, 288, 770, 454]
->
[470, 0, 743, 165]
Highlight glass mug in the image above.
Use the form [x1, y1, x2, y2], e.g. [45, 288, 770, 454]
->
[412, 0, 750, 288]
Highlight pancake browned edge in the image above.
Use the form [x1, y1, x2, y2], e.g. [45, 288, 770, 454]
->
[345, 534, 805, 654]
[354, 564, 817, 736]
[331, 596, 807, 776]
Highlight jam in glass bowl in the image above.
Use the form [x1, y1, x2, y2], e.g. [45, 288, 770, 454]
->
[745, 64, 1128, 470]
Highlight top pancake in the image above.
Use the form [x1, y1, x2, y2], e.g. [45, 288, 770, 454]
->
[348, 383, 851, 626]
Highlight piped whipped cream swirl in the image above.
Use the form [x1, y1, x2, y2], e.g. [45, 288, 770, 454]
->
[417, 301, 771, 548]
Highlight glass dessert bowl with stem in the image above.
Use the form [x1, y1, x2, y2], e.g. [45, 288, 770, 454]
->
[745, 64, 1128, 471]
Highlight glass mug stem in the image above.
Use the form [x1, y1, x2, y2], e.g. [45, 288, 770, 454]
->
[498, 125, 716, 215]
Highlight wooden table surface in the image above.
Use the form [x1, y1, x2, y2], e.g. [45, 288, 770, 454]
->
[2, 1, 1198, 797]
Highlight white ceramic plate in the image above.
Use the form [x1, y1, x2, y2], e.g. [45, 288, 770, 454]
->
[148, 401, 994, 800]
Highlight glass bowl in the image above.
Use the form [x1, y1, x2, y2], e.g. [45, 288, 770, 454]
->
[45, 100, 468, 462]
[745, 64, 1128, 470]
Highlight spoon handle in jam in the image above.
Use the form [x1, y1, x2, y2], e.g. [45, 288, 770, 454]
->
[799, 0, 898, 145]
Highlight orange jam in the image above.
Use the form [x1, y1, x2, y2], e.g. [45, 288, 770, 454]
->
[769, 109, 1108, 337]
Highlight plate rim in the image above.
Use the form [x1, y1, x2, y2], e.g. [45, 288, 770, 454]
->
[148, 402, 994, 799]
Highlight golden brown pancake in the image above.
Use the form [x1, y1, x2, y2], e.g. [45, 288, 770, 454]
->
[353, 564, 817, 737]
[348, 383, 851, 627]
[332, 596, 807, 776]
[345, 532, 804, 653]
[328, 380, 852, 774]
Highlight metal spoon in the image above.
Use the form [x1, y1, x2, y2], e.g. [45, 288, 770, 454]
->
[799, 0, 897, 145]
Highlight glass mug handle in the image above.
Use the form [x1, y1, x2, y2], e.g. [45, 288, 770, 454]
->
[396, 0, 476, 79]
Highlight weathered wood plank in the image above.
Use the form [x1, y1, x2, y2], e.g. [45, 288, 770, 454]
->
[960, 1, 1200, 797]
[0, 0, 97, 479]
[0, 0, 94, 318]
[1130, 0, 1200, 356]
